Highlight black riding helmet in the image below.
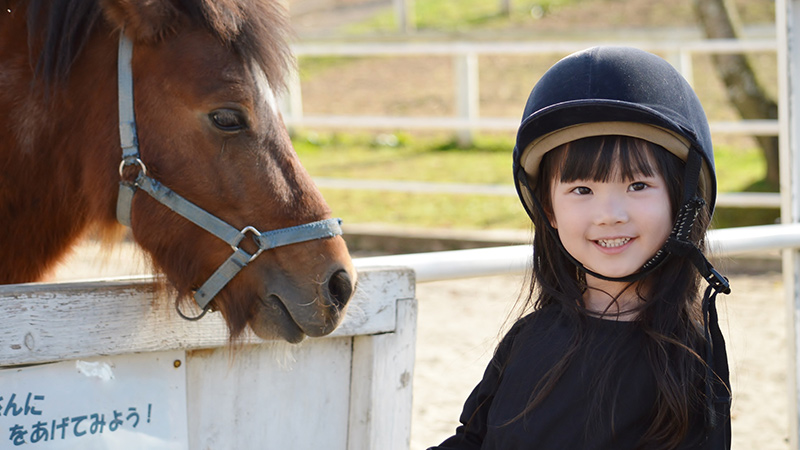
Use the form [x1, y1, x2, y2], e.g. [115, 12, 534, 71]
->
[512, 46, 731, 432]
[512, 46, 726, 291]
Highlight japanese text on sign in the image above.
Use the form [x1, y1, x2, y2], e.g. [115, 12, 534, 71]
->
[3, 393, 152, 446]
[0, 351, 188, 450]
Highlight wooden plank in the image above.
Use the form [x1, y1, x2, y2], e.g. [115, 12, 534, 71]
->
[454, 52, 479, 147]
[331, 267, 413, 338]
[291, 39, 778, 57]
[393, 0, 415, 33]
[0, 268, 413, 366]
[499, 0, 511, 15]
[186, 339, 353, 449]
[777, 0, 800, 447]
[183, 268, 417, 448]
[283, 114, 779, 136]
[348, 298, 418, 450]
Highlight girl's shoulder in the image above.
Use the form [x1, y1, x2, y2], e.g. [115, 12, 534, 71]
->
[499, 306, 573, 351]
[510, 304, 573, 334]
[516, 303, 561, 325]
[505, 304, 642, 349]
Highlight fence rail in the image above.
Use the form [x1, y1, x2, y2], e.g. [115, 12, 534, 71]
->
[313, 177, 782, 208]
[353, 222, 800, 282]
[291, 38, 777, 57]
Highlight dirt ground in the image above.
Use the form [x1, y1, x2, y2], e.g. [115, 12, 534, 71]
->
[51, 242, 791, 449]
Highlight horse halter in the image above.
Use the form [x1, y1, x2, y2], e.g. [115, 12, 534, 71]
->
[114, 34, 344, 318]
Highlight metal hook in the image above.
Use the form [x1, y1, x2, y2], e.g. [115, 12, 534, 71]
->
[176, 299, 210, 321]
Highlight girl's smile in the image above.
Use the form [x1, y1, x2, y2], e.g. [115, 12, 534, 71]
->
[594, 236, 634, 253]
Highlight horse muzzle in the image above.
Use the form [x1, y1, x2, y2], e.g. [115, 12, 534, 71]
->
[250, 265, 356, 343]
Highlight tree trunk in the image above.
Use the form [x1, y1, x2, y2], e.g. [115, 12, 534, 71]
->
[692, 0, 779, 189]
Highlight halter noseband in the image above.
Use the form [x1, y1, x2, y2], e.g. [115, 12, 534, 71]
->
[115, 34, 343, 315]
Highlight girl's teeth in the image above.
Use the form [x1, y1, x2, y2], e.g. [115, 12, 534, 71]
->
[598, 238, 630, 248]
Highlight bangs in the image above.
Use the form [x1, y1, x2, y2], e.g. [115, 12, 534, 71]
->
[552, 136, 661, 183]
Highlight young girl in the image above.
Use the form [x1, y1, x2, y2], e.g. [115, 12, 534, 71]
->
[429, 46, 731, 449]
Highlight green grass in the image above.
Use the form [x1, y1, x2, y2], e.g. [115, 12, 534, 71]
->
[295, 132, 528, 229]
[343, 0, 773, 36]
[714, 143, 766, 193]
[296, 56, 362, 81]
[295, 132, 510, 183]
[345, 0, 579, 34]
[294, 132, 777, 230]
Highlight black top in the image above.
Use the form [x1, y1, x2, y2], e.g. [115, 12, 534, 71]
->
[429, 306, 731, 450]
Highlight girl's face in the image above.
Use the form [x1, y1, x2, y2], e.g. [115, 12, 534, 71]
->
[549, 166, 673, 284]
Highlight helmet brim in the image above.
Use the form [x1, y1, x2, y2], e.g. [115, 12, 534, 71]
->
[514, 99, 716, 213]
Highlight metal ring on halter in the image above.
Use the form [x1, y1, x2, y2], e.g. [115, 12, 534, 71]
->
[176, 299, 211, 321]
[233, 225, 265, 263]
[118, 156, 147, 178]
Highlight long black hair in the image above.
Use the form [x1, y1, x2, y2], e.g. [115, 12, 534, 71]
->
[508, 135, 712, 449]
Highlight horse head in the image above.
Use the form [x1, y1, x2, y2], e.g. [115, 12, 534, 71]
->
[102, 0, 357, 343]
[0, 0, 355, 343]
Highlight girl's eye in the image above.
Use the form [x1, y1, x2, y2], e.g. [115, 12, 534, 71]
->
[571, 186, 592, 195]
[628, 182, 648, 192]
[209, 109, 248, 132]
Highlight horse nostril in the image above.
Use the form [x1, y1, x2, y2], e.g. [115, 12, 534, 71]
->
[327, 269, 354, 309]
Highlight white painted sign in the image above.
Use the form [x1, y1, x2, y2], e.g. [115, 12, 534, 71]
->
[0, 350, 188, 449]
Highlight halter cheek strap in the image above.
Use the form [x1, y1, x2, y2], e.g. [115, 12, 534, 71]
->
[115, 33, 343, 313]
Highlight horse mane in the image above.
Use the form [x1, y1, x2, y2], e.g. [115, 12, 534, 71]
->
[23, 0, 293, 92]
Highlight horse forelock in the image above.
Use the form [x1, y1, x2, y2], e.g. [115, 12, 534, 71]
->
[24, 0, 293, 92]
[202, 0, 294, 93]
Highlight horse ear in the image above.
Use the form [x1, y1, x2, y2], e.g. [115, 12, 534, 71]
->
[99, 0, 181, 43]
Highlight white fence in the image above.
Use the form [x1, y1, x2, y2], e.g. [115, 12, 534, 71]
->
[0, 268, 416, 449]
[288, 38, 781, 209]
[282, 38, 779, 141]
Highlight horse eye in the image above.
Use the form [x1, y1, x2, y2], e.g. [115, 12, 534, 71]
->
[209, 109, 247, 132]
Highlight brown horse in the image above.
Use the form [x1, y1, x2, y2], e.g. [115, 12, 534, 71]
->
[0, 0, 356, 343]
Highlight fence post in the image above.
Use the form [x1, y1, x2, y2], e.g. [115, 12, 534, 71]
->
[777, 0, 800, 447]
[454, 52, 479, 147]
[394, 0, 416, 33]
[679, 49, 694, 87]
[666, 49, 694, 87]
[499, 0, 512, 16]
[280, 67, 304, 136]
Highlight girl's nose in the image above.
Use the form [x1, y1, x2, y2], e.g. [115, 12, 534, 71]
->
[593, 196, 629, 225]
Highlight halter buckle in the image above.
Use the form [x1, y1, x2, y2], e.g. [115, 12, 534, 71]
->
[232, 226, 264, 263]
